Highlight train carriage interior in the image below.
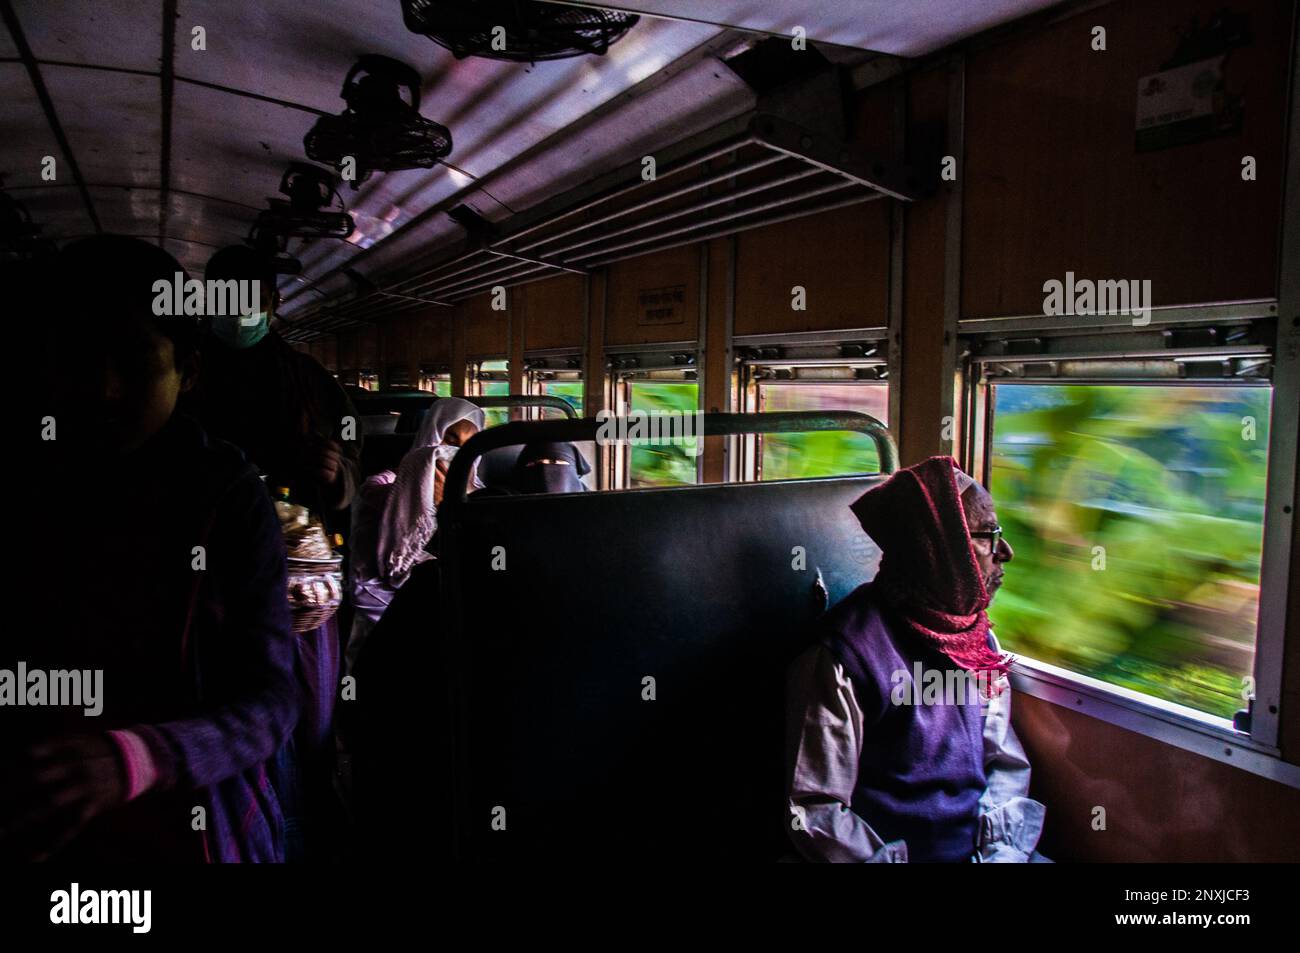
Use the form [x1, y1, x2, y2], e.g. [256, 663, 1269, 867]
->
[5, 0, 1300, 894]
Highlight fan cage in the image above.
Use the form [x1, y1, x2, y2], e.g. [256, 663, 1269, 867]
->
[402, 0, 638, 62]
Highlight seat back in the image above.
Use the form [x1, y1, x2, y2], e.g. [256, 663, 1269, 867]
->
[438, 412, 895, 861]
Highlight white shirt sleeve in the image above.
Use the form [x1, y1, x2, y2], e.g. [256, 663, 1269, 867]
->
[976, 638, 1046, 861]
[786, 643, 906, 863]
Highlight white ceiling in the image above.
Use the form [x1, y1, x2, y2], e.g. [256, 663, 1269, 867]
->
[1, 0, 1059, 323]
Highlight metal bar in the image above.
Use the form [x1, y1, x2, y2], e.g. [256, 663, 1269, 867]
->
[486, 248, 588, 275]
[467, 395, 577, 419]
[446, 264, 562, 301]
[500, 135, 758, 250]
[1249, 13, 1300, 752]
[544, 165, 824, 259]
[1, 0, 101, 233]
[569, 179, 862, 263]
[940, 54, 965, 459]
[516, 151, 787, 255]
[959, 299, 1280, 334]
[582, 190, 883, 269]
[435, 259, 554, 298]
[971, 345, 1272, 363]
[157, 0, 177, 246]
[443, 410, 898, 505]
[386, 249, 497, 296]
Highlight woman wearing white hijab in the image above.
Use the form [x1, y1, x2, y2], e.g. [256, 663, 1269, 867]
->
[345, 397, 485, 669]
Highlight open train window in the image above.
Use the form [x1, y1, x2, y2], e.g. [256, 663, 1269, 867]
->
[738, 342, 889, 480]
[610, 350, 699, 488]
[966, 326, 1276, 732]
[470, 359, 510, 426]
[418, 364, 451, 396]
[526, 353, 584, 418]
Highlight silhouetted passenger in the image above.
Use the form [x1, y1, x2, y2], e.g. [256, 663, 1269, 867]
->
[786, 456, 1048, 863]
[183, 244, 361, 861]
[5, 236, 297, 862]
[346, 397, 485, 668]
[346, 438, 587, 862]
[509, 441, 591, 495]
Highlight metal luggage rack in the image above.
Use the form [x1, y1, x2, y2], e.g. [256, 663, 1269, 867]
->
[283, 110, 922, 342]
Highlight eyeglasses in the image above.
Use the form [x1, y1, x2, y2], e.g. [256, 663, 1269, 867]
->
[969, 525, 1004, 550]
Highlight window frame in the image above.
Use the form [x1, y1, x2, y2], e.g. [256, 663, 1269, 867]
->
[735, 337, 890, 483]
[607, 346, 701, 489]
[959, 318, 1298, 789]
[524, 350, 584, 419]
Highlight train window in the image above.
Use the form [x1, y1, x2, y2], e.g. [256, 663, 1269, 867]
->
[609, 351, 700, 488]
[626, 381, 700, 486]
[357, 369, 379, 392]
[972, 342, 1274, 723]
[542, 380, 584, 416]
[758, 382, 888, 478]
[739, 343, 889, 481]
[418, 365, 451, 395]
[526, 356, 584, 417]
[472, 359, 511, 426]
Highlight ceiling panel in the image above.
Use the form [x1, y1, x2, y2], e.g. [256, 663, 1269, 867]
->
[559, 0, 1062, 56]
[6, 186, 94, 241]
[0, 62, 56, 189]
[0, 17, 19, 58]
[177, 0, 441, 114]
[88, 184, 160, 237]
[42, 65, 161, 186]
[166, 189, 256, 248]
[9, 0, 161, 70]
[169, 80, 310, 208]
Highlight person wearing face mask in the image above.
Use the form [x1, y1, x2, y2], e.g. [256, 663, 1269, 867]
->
[183, 243, 362, 862]
[185, 244, 362, 526]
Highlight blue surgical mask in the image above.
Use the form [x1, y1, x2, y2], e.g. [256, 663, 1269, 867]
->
[212, 311, 270, 349]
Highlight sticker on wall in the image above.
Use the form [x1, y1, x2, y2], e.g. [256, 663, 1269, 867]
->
[1135, 9, 1251, 152]
[636, 284, 687, 326]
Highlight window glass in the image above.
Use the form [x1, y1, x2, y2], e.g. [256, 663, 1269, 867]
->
[480, 379, 511, 428]
[758, 382, 887, 479]
[987, 382, 1270, 719]
[542, 380, 584, 417]
[628, 381, 699, 487]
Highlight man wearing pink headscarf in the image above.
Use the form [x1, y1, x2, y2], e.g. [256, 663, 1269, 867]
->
[786, 456, 1048, 863]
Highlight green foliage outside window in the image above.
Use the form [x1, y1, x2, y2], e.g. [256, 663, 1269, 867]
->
[987, 384, 1269, 720]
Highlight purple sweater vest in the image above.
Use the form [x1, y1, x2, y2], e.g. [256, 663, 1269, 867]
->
[821, 583, 987, 863]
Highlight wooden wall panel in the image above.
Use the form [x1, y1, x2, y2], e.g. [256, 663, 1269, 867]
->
[357, 325, 379, 368]
[462, 292, 509, 357]
[899, 64, 953, 465]
[703, 237, 733, 482]
[733, 202, 891, 336]
[1015, 694, 1300, 861]
[605, 245, 701, 346]
[522, 274, 586, 351]
[962, 0, 1291, 318]
[336, 331, 357, 371]
[413, 312, 453, 364]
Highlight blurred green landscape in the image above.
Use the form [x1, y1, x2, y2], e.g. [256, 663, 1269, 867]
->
[987, 383, 1270, 719]
[628, 381, 699, 486]
[760, 383, 888, 479]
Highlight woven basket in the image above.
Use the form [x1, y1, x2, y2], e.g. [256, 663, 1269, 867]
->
[287, 557, 344, 633]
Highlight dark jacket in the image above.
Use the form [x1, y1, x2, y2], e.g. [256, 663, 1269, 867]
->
[14, 414, 299, 862]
